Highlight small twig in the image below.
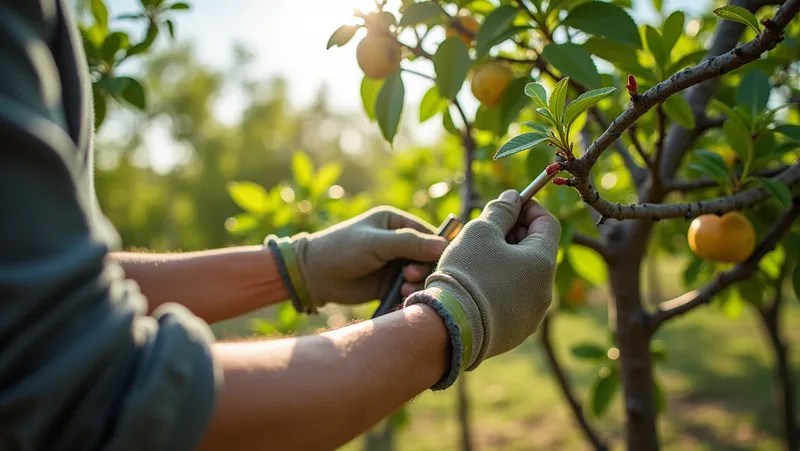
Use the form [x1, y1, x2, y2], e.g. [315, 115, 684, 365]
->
[539, 316, 609, 451]
[650, 199, 800, 331]
[572, 233, 610, 261]
[401, 67, 435, 81]
[573, 160, 799, 221]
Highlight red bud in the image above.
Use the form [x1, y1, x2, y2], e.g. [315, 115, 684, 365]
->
[552, 177, 569, 186]
[545, 162, 563, 175]
[625, 74, 638, 97]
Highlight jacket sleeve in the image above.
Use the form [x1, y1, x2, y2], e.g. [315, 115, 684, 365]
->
[0, 2, 220, 450]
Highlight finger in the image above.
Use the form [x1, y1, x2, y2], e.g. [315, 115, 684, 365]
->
[383, 207, 437, 233]
[515, 225, 528, 243]
[521, 199, 552, 226]
[520, 212, 561, 246]
[478, 189, 522, 235]
[402, 263, 433, 282]
[377, 228, 448, 262]
[401, 282, 426, 297]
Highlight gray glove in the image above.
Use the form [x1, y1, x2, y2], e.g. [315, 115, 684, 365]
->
[405, 190, 561, 389]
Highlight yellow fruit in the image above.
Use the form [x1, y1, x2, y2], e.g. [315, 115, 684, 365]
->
[357, 32, 402, 80]
[687, 212, 755, 263]
[446, 15, 480, 47]
[471, 62, 514, 107]
[565, 279, 586, 308]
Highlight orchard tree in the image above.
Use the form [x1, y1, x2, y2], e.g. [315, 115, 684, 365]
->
[328, 0, 800, 450]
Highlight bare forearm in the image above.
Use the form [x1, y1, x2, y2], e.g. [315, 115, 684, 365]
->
[111, 246, 289, 323]
[198, 304, 449, 451]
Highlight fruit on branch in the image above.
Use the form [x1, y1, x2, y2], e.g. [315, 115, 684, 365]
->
[470, 61, 513, 107]
[687, 212, 755, 263]
[357, 32, 402, 80]
[446, 14, 480, 47]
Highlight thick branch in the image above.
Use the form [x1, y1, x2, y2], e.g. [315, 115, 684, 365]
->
[572, 233, 609, 260]
[575, 161, 799, 221]
[539, 316, 608, 451]
[578, 0, 798, 170]
[650, 199, 800, 330]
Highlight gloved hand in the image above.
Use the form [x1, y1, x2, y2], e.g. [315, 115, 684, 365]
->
[404, 190, 560, 390]
[266, 207, 448, 313]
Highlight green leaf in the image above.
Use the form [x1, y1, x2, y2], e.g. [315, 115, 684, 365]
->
[722, 290, 745, 319]
[312, 163, 342, 197]
[278, 302, 299, 329]
[723, 118, 752, 162]
[292, 152, 315, 189]
[91, 0, 109, 29]
[525, 82, 548, 109]
[127, 23, 159, 57]
[792, 263, 800, 302]
[226, 213, 259, 236]
[228, 181, 270, 214]
[688, 149, 731, 188]
[737, 71, 771, 115]
[654, 378, 666, 414]
[737, 276, 765, 306]
[101, 32, 130, 61]
[522, 121, 551, 135]
[542, 43, 601, 88]
[487, 25, 534, 49]
[327, 25, 358, 49]
[119, 77, 146, 110]
[753, 130, 775, 160]
[582, 38, 654, 81]
[683, 254, 707, 287]
[651, 340, 668, 363]
[494, 133, 550, 159]
[473, 105, 501, 133]
[663, 95, 695, 129]
[652, 0, 663, 12]
[757, 178, 792, 207]
[536, 107, 557, 126]
[526, 147, 553, 182]
[590, 366, 619, 417]
[433, 37, 471, 100]
[419, 86, 447, 123]
[360, 76, 383, 122]
[167, 2, 190, 9]
[710, 99, 748, 129]
[375, 71, 405, 143]
[644, 26, 668, 72]
[498, 77, 532, 134]
[564, 87, 616, 132]
[562, 2, 641, 48]
[568, 245, 608, 285]
[399, 1, 442, 27]
[774, 124, 800, 141]
[443, 109, 460, 136]
[713, 5, 761, 34]
[549, 77, 570, 128]
[166, 19, 175, 39]
[389, 405, 410, 430]
[94, 76, 127, 97]
[662, 11, 685, 57]
[571, 343, 607, 360]
[93, 90, 107, 129]
[475, 5, 518, 57]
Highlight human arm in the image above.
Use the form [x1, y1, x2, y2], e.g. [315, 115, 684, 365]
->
[110, 247, 290, 324]
[198, 303, 448, 451]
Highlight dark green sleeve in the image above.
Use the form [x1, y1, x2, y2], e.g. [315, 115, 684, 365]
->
[0, 2, 220, 450]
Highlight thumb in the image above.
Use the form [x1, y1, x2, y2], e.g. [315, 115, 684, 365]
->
[376, 228, 448, 263]
[479, 190, 522, 235]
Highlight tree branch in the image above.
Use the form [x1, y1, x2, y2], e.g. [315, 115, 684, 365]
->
[650, 199, 800, 331]
[539, 315, 608, 451]
[576, 0, 798, 171]
[572, 233, 609, 260]
[574, 160, 799, 221]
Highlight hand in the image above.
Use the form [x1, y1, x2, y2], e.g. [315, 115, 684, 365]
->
[404, 190, 560, 389]
[268, 207, 448, 311]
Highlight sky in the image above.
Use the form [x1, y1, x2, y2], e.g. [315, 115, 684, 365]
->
[104, 0, 711, 170]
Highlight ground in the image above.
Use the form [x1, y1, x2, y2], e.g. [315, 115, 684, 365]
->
[212, 260, 800, 451]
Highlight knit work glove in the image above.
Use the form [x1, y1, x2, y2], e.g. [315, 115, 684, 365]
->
[405, 190, 560, 390]
[266, 207, 447, 313]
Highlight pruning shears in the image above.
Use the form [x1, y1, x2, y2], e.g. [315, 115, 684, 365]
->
[371, 167, 558, 319]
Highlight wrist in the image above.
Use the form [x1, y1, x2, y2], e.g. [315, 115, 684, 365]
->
[403, 286, 475, 390]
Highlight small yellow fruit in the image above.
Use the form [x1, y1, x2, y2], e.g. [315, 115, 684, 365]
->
[471, 61, 514, 107]
[357, 32, 402, 80]
[687, 212, 755, 263]
[446, 15, 480, 47]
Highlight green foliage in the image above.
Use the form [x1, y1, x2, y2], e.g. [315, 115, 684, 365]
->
[360, 76, 383, 122]
[327, 25, 359, 49]
[713, 5, 761, 34]
[542, 43, 601, 88]
[562, 2, 641, 48]
[398, 1, 442, 27]
[433, 38, 471, 100]
[590, 365, 619, 417]
[475, 5, 518, 56]
[662, 95, 695, 129]
[571, 343, 607, 360]
[375, 72, 405, 143]
[757, 178, 792, 207]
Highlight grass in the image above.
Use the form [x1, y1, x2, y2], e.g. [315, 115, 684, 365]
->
[211, 262, 800, 451]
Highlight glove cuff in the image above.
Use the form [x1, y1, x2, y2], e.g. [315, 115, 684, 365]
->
[265, 235, 317, 314]
[404, 287, 474, 391]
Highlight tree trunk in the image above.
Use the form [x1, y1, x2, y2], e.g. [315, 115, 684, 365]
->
[760, 304, 799, 451]
[608, 223, 660, 451]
